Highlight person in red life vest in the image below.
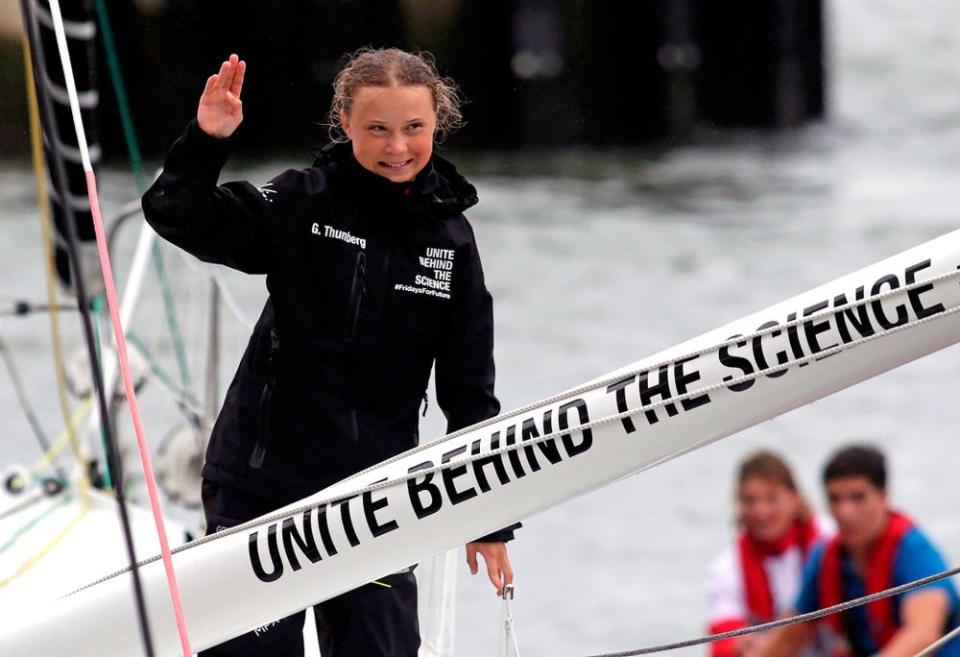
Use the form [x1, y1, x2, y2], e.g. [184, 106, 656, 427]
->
[706, 451, 835, 657]
[748, 445, 960, 657]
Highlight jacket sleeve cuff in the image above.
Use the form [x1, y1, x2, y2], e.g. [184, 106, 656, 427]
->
[473, 522, 522, 543]
[173, 119, 235, 177]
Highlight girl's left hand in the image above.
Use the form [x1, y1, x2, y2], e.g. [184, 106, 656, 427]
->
[466, 541, 514, 596]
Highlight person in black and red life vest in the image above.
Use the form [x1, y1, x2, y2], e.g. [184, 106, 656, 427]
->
[142, 49, 519, 657]
[706, 451, 835, 657]
[749, 445, 960, 657]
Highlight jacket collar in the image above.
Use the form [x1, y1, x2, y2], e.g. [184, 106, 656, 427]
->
[313, 141, 478, 216]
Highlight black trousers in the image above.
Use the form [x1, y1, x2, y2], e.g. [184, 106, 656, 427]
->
[198, 480, 421, 657]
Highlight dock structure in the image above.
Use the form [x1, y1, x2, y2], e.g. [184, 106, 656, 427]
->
[1, 0, 826, 156]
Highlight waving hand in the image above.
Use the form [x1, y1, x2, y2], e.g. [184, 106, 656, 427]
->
[197, 53, 247, 139]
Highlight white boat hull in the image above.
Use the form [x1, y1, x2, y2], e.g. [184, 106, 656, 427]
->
[2, 229, 959, 657]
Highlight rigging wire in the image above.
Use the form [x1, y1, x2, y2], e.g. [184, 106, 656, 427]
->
[92, 0, 194, 404]
[177, 254, 255, 329]
[13, 32, 93, 580]
[42, 0, 194, 653]
[18, 1, 155, 654]
[0, 469, 88, 592]
[0, 493, 72, 557]
[575, 567, 960, 657]
[89, 297, 115, 490]
[0, 333, 64, 481]
[126, 333, 204, 422]
[28, 400, 93, 475]
[0, 488, 45, 525]
[22, 32, 87, 474]
[915, 623, 960, 657]
[100, 191, 252, 332]
[0, 493, 88, 590]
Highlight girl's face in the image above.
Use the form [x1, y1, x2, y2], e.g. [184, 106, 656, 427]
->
[738, 476, 801, 543]
[341, 84, 437, 183]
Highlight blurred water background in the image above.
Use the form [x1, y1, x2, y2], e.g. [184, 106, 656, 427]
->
[1, 1, 959, 655]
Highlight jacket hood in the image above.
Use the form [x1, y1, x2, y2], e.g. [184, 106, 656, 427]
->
[312, 141, 478, 216]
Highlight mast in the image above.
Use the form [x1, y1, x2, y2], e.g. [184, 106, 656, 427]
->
[20, 1, 160, 653]
[31, 0, 103, 299]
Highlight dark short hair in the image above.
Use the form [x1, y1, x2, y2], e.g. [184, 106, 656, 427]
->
[822, 444, 887, 490]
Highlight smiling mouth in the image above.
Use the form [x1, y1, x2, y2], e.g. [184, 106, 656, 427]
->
[379, 159, 413, 170]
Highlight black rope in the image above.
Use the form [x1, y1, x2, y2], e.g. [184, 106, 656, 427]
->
[579, 565, 960, 657]
[19, 2, 155, 655]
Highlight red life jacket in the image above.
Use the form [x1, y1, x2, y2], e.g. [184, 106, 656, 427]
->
[739, 516, 821, 622]
[711, 518, 821, 657]
[818, 511, 913, 651]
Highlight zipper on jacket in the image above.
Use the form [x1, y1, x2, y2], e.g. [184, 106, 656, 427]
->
[344, 251, 367, 342]
[249, 329, 279, 469]
[355, 241, 392, 386]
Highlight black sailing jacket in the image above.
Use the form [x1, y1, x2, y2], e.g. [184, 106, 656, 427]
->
[143, 121, 517, 541]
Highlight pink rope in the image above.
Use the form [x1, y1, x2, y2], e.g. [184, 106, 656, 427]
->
[85, 170, 193, 657]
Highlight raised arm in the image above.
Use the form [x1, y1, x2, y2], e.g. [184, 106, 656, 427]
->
[142, 54, 279, 274]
